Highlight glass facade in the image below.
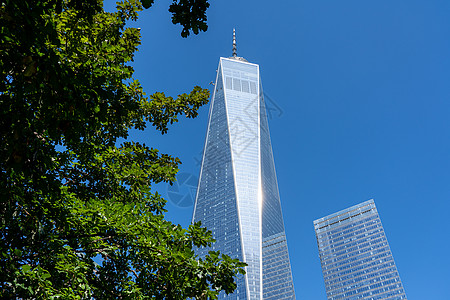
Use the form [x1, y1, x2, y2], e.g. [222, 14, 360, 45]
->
[192, 57, 295, 299]
[313, 200, 407, 300]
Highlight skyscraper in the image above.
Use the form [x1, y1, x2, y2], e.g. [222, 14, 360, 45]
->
[313, 199, 407, 300]
[192, 31, 295, 299]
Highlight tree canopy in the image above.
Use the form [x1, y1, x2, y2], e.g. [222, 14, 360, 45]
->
[0, 0, 245, 298]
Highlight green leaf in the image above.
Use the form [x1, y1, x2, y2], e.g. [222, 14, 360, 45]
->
[21, 265, 31, 273]
[142, 0, 154, 9]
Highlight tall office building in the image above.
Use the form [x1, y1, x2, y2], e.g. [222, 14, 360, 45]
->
[192, 31, 295, 299]
[313, 200, 407, 300]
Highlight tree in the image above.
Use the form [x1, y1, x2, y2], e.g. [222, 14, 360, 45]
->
[0, 0, 246, 298]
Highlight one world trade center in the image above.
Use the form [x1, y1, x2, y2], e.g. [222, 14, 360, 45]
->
[192, 30, 295, 299]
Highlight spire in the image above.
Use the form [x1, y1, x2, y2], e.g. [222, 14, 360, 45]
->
[232, 28, 237, 57]
[229, 29, 247, 62]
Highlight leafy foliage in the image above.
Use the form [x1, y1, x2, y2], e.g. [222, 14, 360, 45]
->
[0, 0, 245, 298]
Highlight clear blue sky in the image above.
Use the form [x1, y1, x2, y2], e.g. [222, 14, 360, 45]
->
[108, 0, 450, 298]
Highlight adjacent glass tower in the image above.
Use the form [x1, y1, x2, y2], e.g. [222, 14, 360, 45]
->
[313, 200, 407, 300]
[192, 32, 295, 299]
